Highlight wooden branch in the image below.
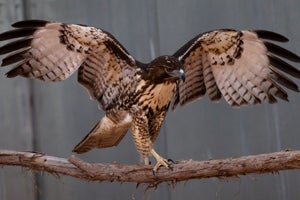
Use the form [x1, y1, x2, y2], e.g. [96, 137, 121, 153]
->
[0, 149, 300, 185]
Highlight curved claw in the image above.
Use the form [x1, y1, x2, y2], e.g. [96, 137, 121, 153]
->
[167, 158, 175, 164]
[150, 149, 173, 172]
[153, 157, 170, 172]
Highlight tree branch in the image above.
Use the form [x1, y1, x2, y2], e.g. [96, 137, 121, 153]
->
[0, 149, 300, 185]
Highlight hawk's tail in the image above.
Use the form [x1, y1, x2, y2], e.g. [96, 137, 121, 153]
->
[72, 116, 131, 154]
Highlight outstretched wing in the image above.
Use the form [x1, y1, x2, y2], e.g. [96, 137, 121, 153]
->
[0, 20, 136, 105]
[172, 29, 300, 108]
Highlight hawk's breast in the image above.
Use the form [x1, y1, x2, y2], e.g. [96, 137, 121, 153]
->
[135, 80, 177, 112]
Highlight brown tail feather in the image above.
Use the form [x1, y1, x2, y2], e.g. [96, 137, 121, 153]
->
[72, 115, 131, 154]
[72, 120, 102, 154]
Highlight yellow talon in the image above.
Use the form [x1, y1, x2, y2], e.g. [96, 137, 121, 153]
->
[150, 149, 172, 172]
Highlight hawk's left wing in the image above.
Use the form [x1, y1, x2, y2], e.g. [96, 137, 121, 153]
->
[172, 29, 300, 108]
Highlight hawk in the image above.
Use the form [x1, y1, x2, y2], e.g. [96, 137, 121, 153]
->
[0, 20, 300, 171]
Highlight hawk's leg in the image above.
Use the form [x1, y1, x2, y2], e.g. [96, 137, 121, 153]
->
[144, 157, 150, 165]
[150, 148, 173, 172]
[131, 109, 172, 171]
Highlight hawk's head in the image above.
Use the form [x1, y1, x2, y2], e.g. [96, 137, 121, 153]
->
[142, 56, 185, 83]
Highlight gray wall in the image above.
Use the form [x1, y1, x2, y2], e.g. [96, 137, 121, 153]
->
[0, 0, 300, 199]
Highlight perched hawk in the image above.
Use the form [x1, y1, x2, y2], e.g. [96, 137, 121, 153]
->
[0, 20, 300, 171]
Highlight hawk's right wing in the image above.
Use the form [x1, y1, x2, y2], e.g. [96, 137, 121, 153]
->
[0, 20, 138, 153]
[0, 20, 136, 107]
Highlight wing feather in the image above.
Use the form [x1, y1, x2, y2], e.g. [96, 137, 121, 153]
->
[172, 29, 300, 108]
[254, 30, 289, 42]
[202, 53, 221, 101]
[264, 41, 300, 62]
[0, 20, 136, 108]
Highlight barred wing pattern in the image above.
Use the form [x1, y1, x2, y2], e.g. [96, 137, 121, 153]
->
[0, 20, 136, 105]
[173, 29, 300, 108]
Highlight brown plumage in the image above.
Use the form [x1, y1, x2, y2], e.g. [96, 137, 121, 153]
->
[1, 20, 300, 171]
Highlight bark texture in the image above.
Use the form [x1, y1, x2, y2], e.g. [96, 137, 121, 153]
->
[0, 149, 299, 185]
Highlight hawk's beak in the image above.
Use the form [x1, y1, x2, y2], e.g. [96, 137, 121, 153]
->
[168, 68, 185, 82]
[179, 68, 185, 82]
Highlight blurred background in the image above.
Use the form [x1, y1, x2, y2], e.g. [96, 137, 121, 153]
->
[0, 0, 300, 199]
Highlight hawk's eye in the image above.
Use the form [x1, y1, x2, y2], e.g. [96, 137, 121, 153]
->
[164, 67, 172, 75]
[164, 66, 174, 73]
